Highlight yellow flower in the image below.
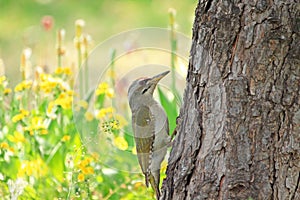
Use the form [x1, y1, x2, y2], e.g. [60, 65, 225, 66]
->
[12, 114, 24, 123]
[55, 93, 72, 109]
[54, 67, 72, 76]
[115, 114, 128, 127]
[54, 67, 64, 75]
[133, 181, 144, 190]
[107, 69, 116, 79]
[95, 82, 114, 98]
[113, 136, 128, 151]
[20, 109, 30, 116]
[110, 120, 120, 130]
[78, 173, 85, 182]
[3, 88, 12, 95]
[39, 74, 71, 94]
[95, 82, 109, 95]
[46, 101, 57, 119]
[40, 129, 48, 135]
[12, 109, 30, 123]
[84, 111, 94, 121]
[96, 107, 114, 119]
[96, 109, 106, 119]
[0, 142, 9, 149]
[79, 157, 92, 168]
[8, 131, 26, 143]
[14, 80, 32, 92]
[82, 166, 94, 175]
[18, 158, 48, 178]
[23, 127, 34, 136]
[23, 116, 48, 135]
[61, 135, 71, 142]
[106, 88, 114, 98]
[0, 76, 6, 85]
[78, 100, 88, 109]
[64, 67, 72, 75]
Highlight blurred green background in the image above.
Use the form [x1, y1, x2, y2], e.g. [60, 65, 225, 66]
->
[0, 0, 197, 82]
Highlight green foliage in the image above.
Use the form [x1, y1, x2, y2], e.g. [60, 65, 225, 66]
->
[0, 4, 187, 198]
[157, 86, 179, 134]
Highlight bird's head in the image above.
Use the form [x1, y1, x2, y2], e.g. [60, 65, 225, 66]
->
[128, 71, 169, 108]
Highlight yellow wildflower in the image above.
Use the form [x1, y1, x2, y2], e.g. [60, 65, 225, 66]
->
[95, 82, 114, 98]
[78, 173, 85, 182]
[14, 80, 32, 92]
[82, 166, 94, 175]
[115, 114, 128, 127]
[66, 90, 75, 96]
[133, 181, 144, 190]
[8, 147, 15, 153]
[113, 136, 128, 151]
[40, 129, 48, 135]
[84, 111, 94, 121]
[91, 152, 99, 161]
[106, 88, 114, 98]
[55, 93, 72, 109]
[78, 100, 88, 109]
[110, 120, 120, 130]
[23, 127, 34, 136]
[96, 82, 109, 95]
[3, 88, 12, 95]
[61, 135, 71, 142]
[23, 116, 48, 135]
[96, 109, 106, 119]
[8, 131, 26, 143]
[54, 67, 72, 76]
[0, 76, 6, 85]
[20, 109, 30, 116]
[96, 107, 114, 119]
[12, 109, 30, 123]
[18, 158, 48, 178]
[79, 157, 91, 168]
[64, 67, 72, 75]
[54, 67, 64, 75]
[46, 101, 57, 119]
[107, 69, 116, 79]
[0, 142, 9, 149]
[12, 114, 24, 123]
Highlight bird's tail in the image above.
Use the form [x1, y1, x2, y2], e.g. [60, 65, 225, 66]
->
[149, 171, 160, 200]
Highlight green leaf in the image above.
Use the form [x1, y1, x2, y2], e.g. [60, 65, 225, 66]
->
[157, 86, 179, 134]
[48, 146, 64, 182]
[0, 157, 20, 179]
[95, 94, 105, 109]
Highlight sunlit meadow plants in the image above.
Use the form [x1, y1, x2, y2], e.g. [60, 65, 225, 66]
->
[0, 10, 181, 200]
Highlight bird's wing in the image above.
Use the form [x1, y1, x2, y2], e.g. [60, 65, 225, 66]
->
[150, 103, 170, 146]
[132, 105, 155, 185]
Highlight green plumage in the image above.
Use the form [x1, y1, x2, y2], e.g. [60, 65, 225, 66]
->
[132, 105, 155, 187]
[128, 71, 171, 200]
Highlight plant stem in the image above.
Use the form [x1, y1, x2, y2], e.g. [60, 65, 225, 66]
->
[78, 47, 84, 98]
[110, 49, 116, 108]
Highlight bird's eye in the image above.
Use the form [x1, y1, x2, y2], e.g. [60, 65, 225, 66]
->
[142, 86, 150, 94]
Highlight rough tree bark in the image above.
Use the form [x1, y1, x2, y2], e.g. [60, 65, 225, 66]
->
[161, 0, 299, 199]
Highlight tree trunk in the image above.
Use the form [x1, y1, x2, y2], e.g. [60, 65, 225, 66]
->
[161, 1, 299, 199]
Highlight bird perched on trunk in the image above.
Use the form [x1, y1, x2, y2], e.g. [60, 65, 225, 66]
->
[128, 71, 171, 200]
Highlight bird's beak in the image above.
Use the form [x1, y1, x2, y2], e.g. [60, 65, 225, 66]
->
[149, 71, 170, 85]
